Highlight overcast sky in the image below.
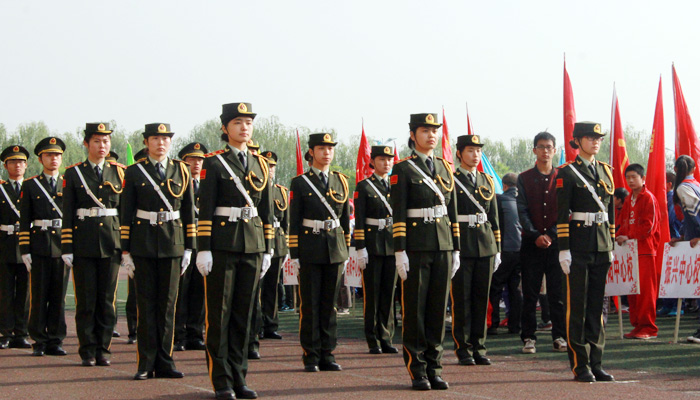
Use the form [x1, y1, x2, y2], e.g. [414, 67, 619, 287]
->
[2, 0, 699, 152]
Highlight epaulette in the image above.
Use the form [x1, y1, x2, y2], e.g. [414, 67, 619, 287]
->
[557, 161, 573, 169]
[116, 163, 127, 169]
[332, 171, 348, 178]
[206, 149, 225, 158]
[396, 155, 416, 164]
[0, 180, 5, 184]
[26, 175, 37, 180]
[136, 157, 147, 163]
[598, 160, 611, 168]
[66, 162, 82, 169]
[275, 183, 288, 190]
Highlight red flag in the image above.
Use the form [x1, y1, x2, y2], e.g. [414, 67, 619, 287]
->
[647, 77, 670, 282]
[295, 129, 304, 176]
[441, 108, 455, 171]
[393, 142, 400, 164]
[355, 123, 372, 184]
[672, 64, 700, 181]
[564, 59, 578, 162]
[467, 108, 484, 173]
[610, 86, 630, 191]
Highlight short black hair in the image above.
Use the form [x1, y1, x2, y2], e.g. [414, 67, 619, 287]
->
[625, 163, 645, 178]
[666, 171, 676, 183]
[533, 131, 556, 148]
[502, 172, 517, 187]
[614, 187, 629, 201]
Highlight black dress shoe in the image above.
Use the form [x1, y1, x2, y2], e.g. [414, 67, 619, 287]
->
[428, 376, 449, 390]
[263, 331, 282, 340]
[10, 338, 32, 349]
[592, 368, 614, 381]
[304, 364, 319, 372]
[233, 385, 258, 399]
[474, 355, 492, 365]
[96, 356, 111, 366]
[127, 336, 137, 344]
[458, 356, 476, 366]
[45, 345, 67, 356]
[369, 347, 382, 354]
[112, 331, 121, 338]
[133, 370, 152, 380]
[574, 371, 596, 383]
[32, 345, 45, 356]
[82, 358, 96, 367]
[173, 343, 186, 352]
[185, 340, 207, 350]
[319, 362, 342, 371]
[215, 388, 235, 400]
[411, 377, 431, 390]
[247, 351, 261, 360]
[155, 369, 185, 379]
[381, 345, 399, 354]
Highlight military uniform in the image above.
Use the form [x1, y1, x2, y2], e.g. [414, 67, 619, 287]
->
[62, 123, 124, 365]
[354, 146, 397, 353]
[556, 122, 615, 381]
[391, 113, 460, 386]
[289, 133, 350, 370]
[0, 146, 30, 349]
[450, 135, 500, 364]
[120, 123, 196, 376]
[19, 137, 70, 356]
[197, 102, 273, 396]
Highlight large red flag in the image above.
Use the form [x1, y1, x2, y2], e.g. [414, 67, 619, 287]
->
[672, 65, 700, 181]
[356, 124, 372, 184]
[564, 59, 578, 162]
[610, 86, 630, 191]
[466, 108, 484, 173]
[646, 77, 670, 281]
[441, 107, 455, 171]
[295, 129, 304, 176]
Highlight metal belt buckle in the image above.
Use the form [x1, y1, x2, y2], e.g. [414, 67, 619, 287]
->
[468, 215, 476, 228]
[386, 217, 393, 227]
[89, 208, 99, 217]
[51, 219, 62, 228]
[594, 212, 606, 224]
[13, 223, 19, 234]
[324, 220, 334, 231]
[378, 219, 386, 230]
[477, 213, 486, 224]
[434, 206, 445, 218]
[157, 212, 169, 222]
[241, 207, 253, 219]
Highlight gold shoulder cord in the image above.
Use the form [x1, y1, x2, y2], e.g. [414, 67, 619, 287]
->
[105, 165, 124, 194]
[329, 172, 349, 203]
[478, 173, 495, 201]
[247, 156, 269, 192]
[436, 158, 455, 192]
[599, 164, 615, 195]
[275, 186, 289, 211]
[166, 162, 189, 198]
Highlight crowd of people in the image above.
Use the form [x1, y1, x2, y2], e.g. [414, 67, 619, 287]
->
[1, 104, 699, 398]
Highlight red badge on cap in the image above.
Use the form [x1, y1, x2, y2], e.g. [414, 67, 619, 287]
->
[556, 178, 563, 188]
[390, 175, 398, 185]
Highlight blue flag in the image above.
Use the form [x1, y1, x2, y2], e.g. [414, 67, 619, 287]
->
[481, 154, 503, 194]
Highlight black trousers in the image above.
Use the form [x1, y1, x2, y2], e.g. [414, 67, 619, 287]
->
[205, 251, 261, 390]
[133, 256, 180, 373]
[489, 251, 522, 332]
[451, 255, 493, 360]
[298, 261, 343, 366]
[0, 262, 29, 340]
[125, 277, 137, 337]
[248, 283, 262, 353]
[73, 254, 120, 360]
[261, 256, 283, 333]
[28, 256, 68, 348]
[402, 251, 451, 380]
[565, 251, 610, 376]
[520, 244, 566, 342]
[362, 254, 397, 349]
[175, 250, 204, 345]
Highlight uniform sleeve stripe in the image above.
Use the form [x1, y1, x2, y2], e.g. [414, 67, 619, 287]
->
[198, 220, 212, 226]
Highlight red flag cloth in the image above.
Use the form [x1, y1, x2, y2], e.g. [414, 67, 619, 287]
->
[295, 129, 304, 176]
[610, 87, 630, 192]
[647, 77, 671, 285]
[467, 111, 484, 173]
[673, 65, 700, 181]
[355, 124, 372, 184]
[564, 60, 578, 162]
[441, 108, 455, 171]
[393, 144, 400, 164]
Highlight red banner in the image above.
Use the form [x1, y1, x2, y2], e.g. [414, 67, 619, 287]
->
[673, 65, 700, 181]
[563, 60, 578, 162]
[295, 129, 304, 176]
[355, 124, 371, 184]
[610, 87, 630, 191]
[441, 108, 454, 171]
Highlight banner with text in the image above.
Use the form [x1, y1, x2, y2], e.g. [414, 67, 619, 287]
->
[659, 242, 700, 298]
[605, 239, 640, 296]
[282, 255, 297, 285]
[344, 247, 362, 288]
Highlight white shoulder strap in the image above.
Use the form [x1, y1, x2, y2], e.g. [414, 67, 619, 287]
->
[0, 184, 20, 218]
[301, 174, 339, 220]
[455, 175, 487, 215]
[34, 178, 63, 218]
[136, 163, 174, 212]
[215, 154, 257, 207]
[568, 163, 607, 212]
[365, 179, 393, 216]
[74, 166, 106, 209]
[406, 159, 446, 207]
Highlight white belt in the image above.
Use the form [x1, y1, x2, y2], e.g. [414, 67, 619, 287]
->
[34, 219, 62, 230]
[457, 213, 487, 228]
[406, 205, 448, 223]
[214, 206, 258, 222]
[571, 211, 608, 227]
[136, 209, 181, 225]
[365, 217, 393, 230]
[77, 208, 118, 219]
[302, 218, 340, 234]
[273, 221, 281, 228]
[0, 223, 20, 235]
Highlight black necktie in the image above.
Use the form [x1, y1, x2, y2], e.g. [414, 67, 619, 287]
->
[193, 179, 199, 195]
[238, 152, 247, 171]
[382, 179, 389, 191]
[95, 165, 102, 180]
[156, 163, 165, 180]
[469, 173, 475, 185]
[14, 182, 20, 195]
[320, 172, 328, 188]
[49, 177, 56, 192]
[425, 157, 435, 176]
[589, 164, 597, 180]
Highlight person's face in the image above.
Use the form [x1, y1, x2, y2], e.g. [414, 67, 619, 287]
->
[533, 139, 555, 163]
[578, 135, 602, 155]
[223, 117, 254, 145]
[614, 196, 623, 208]
[40, 152, 62, 172]
[146, 135, 171, 158]
[84, 134, 111, 160]
[185, 156, 204, 177]
[459, 146, 482, 169]
[269, 165, 276, 179]
[410, 126, 439, 151]
[310, 145, 334, 167]
[666, 181, 674, 192]
[4, 159, 26, 178]
[626, 171, 645, 192]
[373, 155, 394, 176]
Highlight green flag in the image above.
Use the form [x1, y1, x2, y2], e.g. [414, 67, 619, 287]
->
[126, 143, 134, 166]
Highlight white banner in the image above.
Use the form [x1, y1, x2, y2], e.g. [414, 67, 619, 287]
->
[659, 242, 700, 298]
[344, 247, 362, 288]
[605, 239, 640, 296]
[282, 255, 297, 285]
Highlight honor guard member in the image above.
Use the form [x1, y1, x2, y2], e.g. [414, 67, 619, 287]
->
[105, 151, 125, 340]
[195, 102, 273, 400]
[174, 142, 208, 352]
[451, 134, 500, 366]
[0, 145, 31, 350]
[354, 145, 398, 354]
[289, 133, 351, 373]
[391, 113, 460, 391]
[246, 140, 260, 155]
[120, 123, 196, 380]
[19, 137, 70, 356]
[62, 123, 124, 366]
[106, 151, 119, 164]
[557, 122, 615, 383]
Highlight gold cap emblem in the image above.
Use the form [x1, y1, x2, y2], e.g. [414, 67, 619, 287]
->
[594, 124, 601, 134]
[247, 139, 254, 145]
[426, 114, 435, 124]
[472, 135, 479, 144]
[13, 146, 19, 152]
[194, 143, 200, 150]
[158, 124, 167, 133]
[266, 151, 272, 157]
[49, 138, 57, 145]
[323, 134, 332, 142]
[238, 103, 248, 113]
[98, 123, 106, 131]
[384, 146, 392, 155]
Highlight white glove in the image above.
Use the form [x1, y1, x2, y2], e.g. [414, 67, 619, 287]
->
[260, 252, 272, 279]
[196, 250, 213, 276]
[22, 254, 32, 272]
[62, 254, 74, 269]
[181, 249, 192, 275]
[291, 258, 300, 277]
[121, 252, 135, 279]
[357, 248, 368, 271]
[493, 252, 502, 272]
[559, 250, 572, 275]
[451, 250, 461, 279]
[609, 251, 614, 263]
[342, 259, 348, 275]
[395, 251, 409, 281]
